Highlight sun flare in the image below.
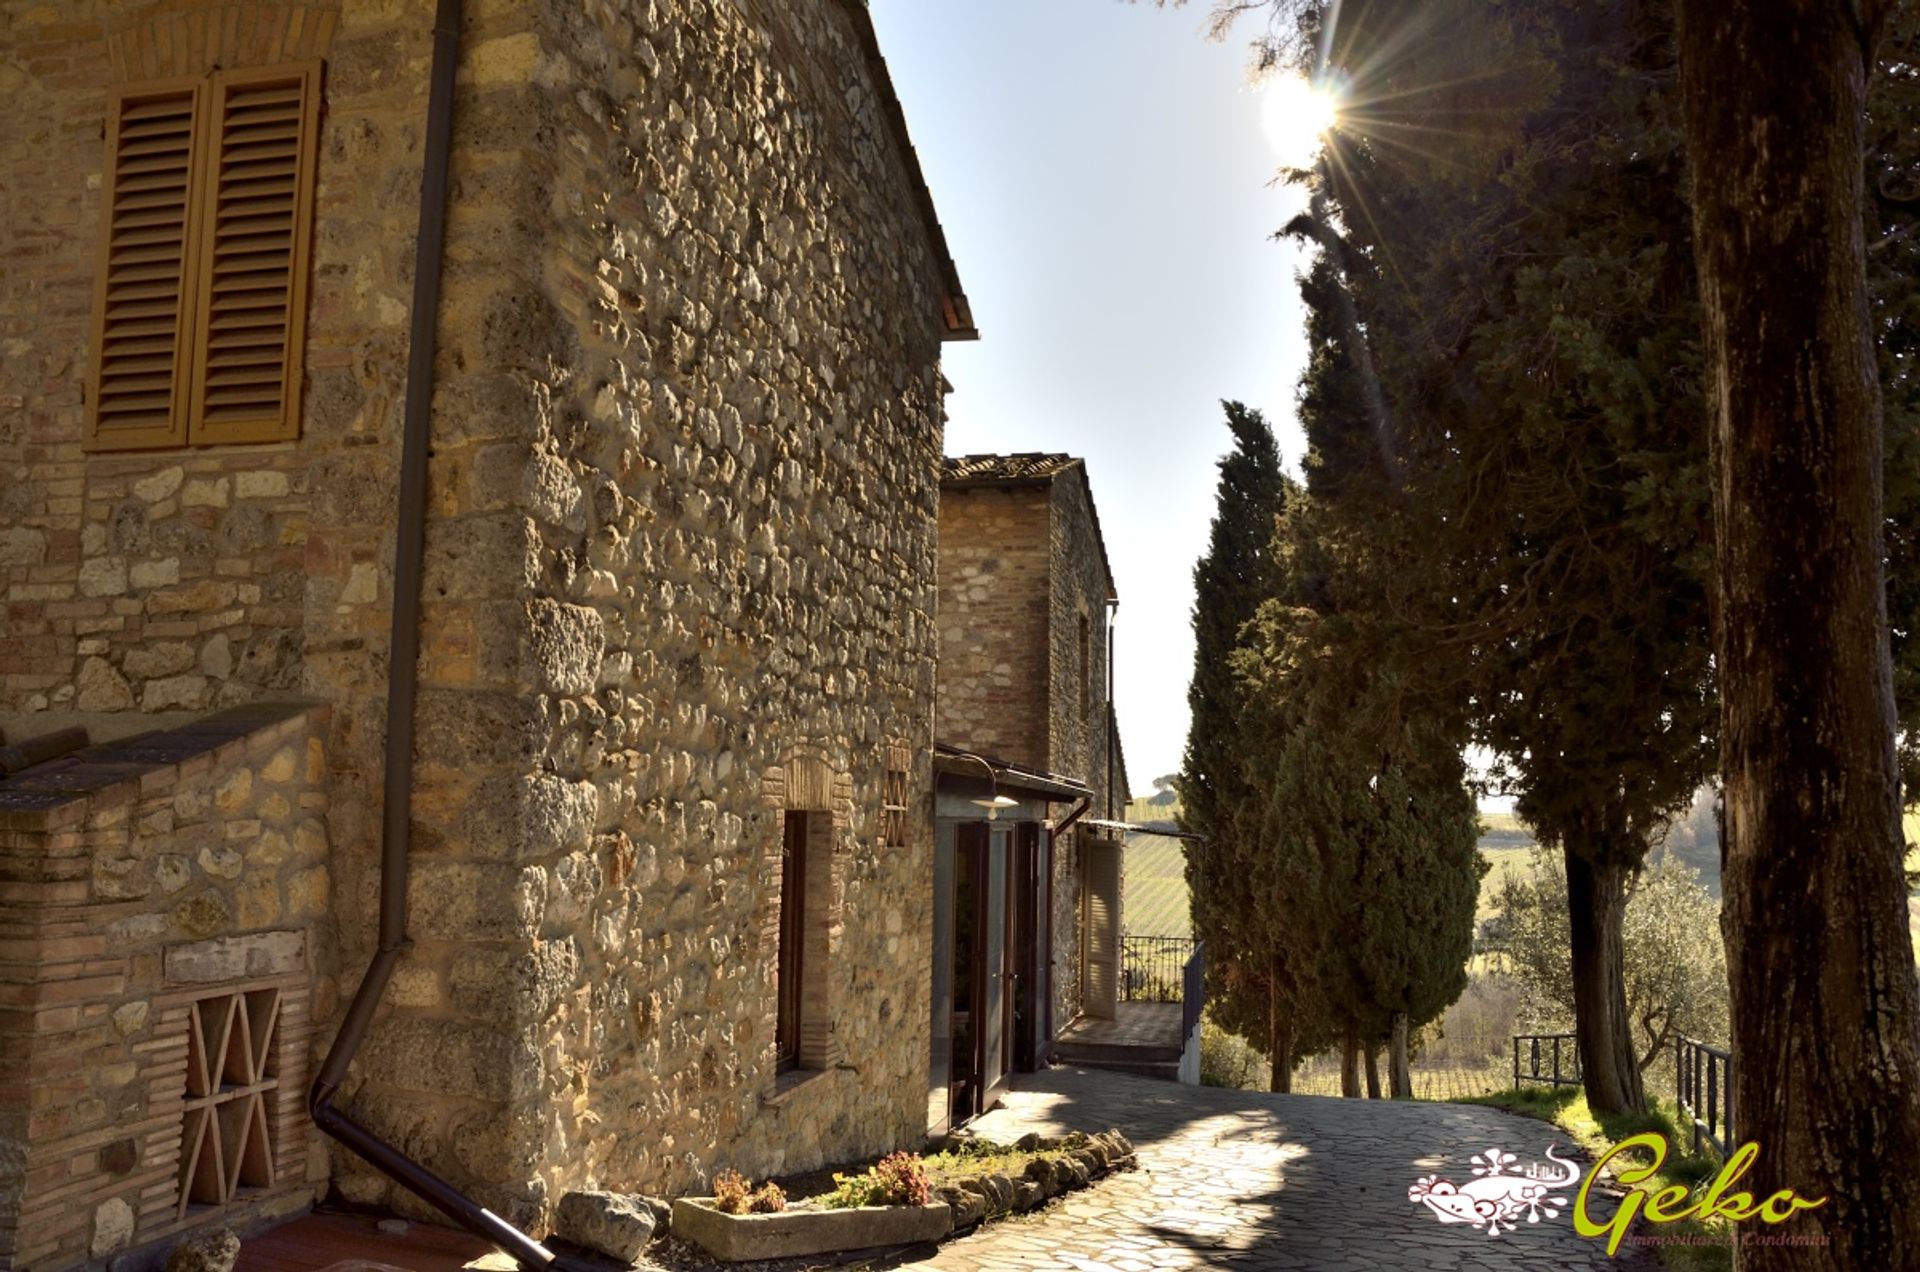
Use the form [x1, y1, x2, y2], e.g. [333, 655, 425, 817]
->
[1260, 74, 1341, 165]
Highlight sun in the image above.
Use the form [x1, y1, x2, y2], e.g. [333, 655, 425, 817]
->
[1260, 74, 1341, 166]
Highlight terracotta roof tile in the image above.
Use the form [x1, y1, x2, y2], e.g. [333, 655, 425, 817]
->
[941, 453, 1081, 484]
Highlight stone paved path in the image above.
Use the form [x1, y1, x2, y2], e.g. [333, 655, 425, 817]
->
[899, 1068, 1654, 1271]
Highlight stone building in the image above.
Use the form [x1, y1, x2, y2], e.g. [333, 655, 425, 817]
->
[927, 454, 1130, 1134]
[0, 0, 971, 1263]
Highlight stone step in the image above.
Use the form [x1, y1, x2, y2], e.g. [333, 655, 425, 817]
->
[1056, 1055, 1182, 1081]
[1053, 1040, 1183, 1066]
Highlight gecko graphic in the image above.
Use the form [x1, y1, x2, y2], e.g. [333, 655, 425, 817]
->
[1408, 1145, 1582, 1237]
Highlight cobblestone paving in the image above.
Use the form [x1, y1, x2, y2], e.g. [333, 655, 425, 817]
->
[902, 1068, 1654, 1271]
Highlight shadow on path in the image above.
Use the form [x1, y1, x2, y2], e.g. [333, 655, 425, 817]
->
[898, 1067, 1661, 1271]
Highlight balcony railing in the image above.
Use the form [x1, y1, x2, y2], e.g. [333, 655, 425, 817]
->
[1677, 1035, 1734, 1157]
[1121, 935, 1194, 1003]
[1512, 1032, 1583, 1088]
[1179, 941, 1206, 1047]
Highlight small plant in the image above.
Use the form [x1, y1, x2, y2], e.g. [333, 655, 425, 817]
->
[872, 1151, 931, 1206]
[711, 1170, 788, 1215]
[712, 1169, 752, 1215]
[824, 1170, 883, 1210]
[824, 1151, 932, 1208]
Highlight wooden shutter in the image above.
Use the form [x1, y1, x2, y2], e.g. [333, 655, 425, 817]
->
[1083, 841, 1121, 1020]
[186, 63, 320, 445]
[86, 78, 205, 451]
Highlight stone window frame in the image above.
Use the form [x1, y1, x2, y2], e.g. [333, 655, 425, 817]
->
[759, 751, 850, 1092]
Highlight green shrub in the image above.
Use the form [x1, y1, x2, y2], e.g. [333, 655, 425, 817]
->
[824, 1151, 932, 1208]
[1200, 1019, 1269, 1090]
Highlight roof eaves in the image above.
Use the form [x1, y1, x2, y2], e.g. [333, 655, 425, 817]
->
[841, 3, 978, 343]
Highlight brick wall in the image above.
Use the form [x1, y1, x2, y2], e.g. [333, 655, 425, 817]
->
[934, 485, 1052, 768]
[0, 704, 331, 1265]
[934, 464, 1129, 1035]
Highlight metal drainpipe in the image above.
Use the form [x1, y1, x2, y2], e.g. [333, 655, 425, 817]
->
[1105, 600, 1117, 822]
[305, 3, 558, 1265]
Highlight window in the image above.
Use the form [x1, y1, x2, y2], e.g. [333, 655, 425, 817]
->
[1078, 613, 1091, 719]
[776, 811, 807, 1074]
[87, 63, 322, 452]
[178, 987, 280, 1217]
[880, 744, 910, 849]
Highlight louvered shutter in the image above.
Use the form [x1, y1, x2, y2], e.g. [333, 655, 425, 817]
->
[186, 63, 320, 445]
[1083, 841, 1121, 1020]
[86, 79, 204, 451]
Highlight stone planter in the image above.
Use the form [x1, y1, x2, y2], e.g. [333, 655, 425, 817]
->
[670, 1198, 953, 1263]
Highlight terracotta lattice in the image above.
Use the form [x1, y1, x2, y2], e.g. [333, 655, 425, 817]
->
[176, 987, 280, 1217]
[881, 745, 910, 849]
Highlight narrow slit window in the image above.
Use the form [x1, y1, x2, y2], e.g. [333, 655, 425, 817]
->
[776, 811, 808, 1074]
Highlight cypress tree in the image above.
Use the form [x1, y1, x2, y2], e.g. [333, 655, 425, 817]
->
[1178, 403, 1296, 1086]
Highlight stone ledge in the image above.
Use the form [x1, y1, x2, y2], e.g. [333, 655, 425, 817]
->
[0, 703, 325, 821]
[670, 1199, 951, 1263]
[759, 1066, 836, 1109]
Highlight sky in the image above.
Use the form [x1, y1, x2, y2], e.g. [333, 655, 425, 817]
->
[870, 0, 1320, 786]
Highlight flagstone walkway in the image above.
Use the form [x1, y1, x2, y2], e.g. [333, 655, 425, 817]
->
[897, 1068, 1656, 1271]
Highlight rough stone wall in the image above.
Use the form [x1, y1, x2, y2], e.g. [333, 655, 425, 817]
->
[1, 0, 951, 1235]
[0, 0, 565, 1232]
[931, 468, 1130, 1036]
[0, 704, 331, 1266]
[1045, 472, 1118, 1032]
[1045, 473, 1113, 802]
[332, 0, 950, 1226]
[933, 485, 1051, 768]
[0, 1, 364, 734]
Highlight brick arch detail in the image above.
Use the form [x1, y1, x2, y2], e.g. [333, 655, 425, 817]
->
[758, 748, 853, 1073]
[106, 1, 342, 82]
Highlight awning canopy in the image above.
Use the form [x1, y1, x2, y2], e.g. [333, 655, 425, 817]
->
[1079, 818, 1206, 841]
[932, 744, 1091, 802]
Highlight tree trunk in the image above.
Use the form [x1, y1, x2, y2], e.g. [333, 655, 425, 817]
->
[1340, 1030, 1361, 1098]
[1363, 1043, 1381, 1099]
[1563, 846, 1644, 1114]
[1389, 1011, 1411, 1099]
[1267, 956, 1293, 1093]
[1676, 2, 1920, 1265]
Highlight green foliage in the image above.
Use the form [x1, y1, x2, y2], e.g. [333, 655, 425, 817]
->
[1199, 1016, 1270, 1089]
[824, 1152, 929, 1209]
[1178, 403, 1300, 1055]
[1494, 850, 1729, 1068]
[1210, 0, 1920, 1116]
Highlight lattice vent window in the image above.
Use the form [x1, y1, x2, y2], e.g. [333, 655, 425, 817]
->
[177, 987, 280, 1217]
[881, 745, 911, 849]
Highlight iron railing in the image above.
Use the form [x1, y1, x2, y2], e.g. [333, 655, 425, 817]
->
[1512, 1032, 1583, 1088]
[1121, 935, 1194, 1002]
[1677, 1035, 1734, 1157]
[1180, 941, 1206, 1044]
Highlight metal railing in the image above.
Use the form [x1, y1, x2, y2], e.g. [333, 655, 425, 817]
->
[1121, 935, 1194, 1003]
[1677, 1035, 1734, 1157]
[1512, 1032, 1583, 1088]
[1180, 941, 1206, 1042]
